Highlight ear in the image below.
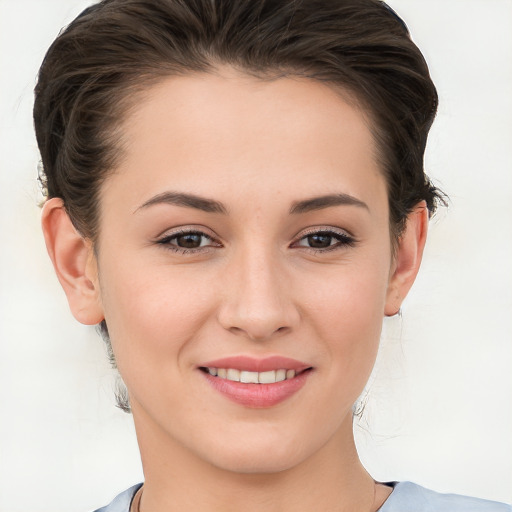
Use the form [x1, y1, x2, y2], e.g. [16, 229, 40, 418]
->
[385, 201, 429, 316]
[41, 197, 104, 325]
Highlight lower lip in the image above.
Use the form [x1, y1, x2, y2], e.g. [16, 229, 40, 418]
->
[201, 370, 311, 408]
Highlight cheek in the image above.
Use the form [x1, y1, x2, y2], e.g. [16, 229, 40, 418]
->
[306, 256, 389, 332]
[302, 257, 390, 383]
[97, 257, 217, 376]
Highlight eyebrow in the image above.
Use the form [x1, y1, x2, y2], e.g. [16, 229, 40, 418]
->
[135, 191, 228, 214]
[289, 193, 369, 214]
[135, 191, 368, 215]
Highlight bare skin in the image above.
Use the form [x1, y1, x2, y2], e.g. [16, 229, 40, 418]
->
[42, 68, 427, 511]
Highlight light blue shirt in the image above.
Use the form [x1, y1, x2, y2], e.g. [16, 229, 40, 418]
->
[93, 481, 511, 511]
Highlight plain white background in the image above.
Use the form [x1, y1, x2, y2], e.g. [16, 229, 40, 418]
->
[0, 0, 511, 510]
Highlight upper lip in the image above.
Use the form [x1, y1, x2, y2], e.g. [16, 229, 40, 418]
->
[198, 355, 312, 373]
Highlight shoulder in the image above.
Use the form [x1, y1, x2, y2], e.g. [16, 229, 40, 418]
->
[379, 481, 511, 512]
[92, 483, 143, 512]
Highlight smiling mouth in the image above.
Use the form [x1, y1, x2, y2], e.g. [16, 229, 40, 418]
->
[199, 367, 311, 384]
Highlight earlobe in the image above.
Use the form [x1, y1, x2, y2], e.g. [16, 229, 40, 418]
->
[385, 202, 429, 316]
[41, 198, 104, 325]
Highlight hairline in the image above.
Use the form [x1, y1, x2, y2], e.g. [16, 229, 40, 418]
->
[87, 64, 399, 256]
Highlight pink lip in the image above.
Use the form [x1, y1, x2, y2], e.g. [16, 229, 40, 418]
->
[198, 356, 313, 408]
[199, 355, 311, 373]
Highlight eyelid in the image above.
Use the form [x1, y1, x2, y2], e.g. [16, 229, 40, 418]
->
[154, 224, 219, 240]
[154, 226, 222, 253]
[153, 225, 356, 254]
[291, 226, 357, 251]
[293, 225, 355, 240]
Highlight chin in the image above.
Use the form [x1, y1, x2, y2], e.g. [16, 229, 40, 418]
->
[210, 449, 305, 475]
[198, 430, 317, 475]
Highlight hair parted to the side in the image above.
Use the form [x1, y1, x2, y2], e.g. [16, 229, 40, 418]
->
[34, 0, 444, 412]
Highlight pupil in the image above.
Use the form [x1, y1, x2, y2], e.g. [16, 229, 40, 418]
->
[177, 234, 201, 248]
[308, 234, 332, 248]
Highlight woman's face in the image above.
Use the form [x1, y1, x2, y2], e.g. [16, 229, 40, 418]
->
[93, 69, 399, 473]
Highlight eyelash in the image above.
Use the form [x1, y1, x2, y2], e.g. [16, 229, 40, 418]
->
[156, 228, 356, 255]
[156, 229, 219, 255]
[293, 228, 356, 253]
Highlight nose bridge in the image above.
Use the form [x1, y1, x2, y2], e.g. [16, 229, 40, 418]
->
[218, 241, 299, 341]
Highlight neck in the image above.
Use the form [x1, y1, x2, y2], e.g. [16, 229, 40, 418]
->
[132, 404, 382, 512]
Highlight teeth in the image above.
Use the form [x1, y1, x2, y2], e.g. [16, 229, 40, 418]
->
[240, 371, 259, 383]
[286, 369, 296, 379]
[206, 367, 299, 383]
[226, 368, 240, 381]
[275, 369, 286, 382]
[258, 370, 276, 384]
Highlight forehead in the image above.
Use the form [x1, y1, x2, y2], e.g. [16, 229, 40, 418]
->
[102, 68, 387, 215]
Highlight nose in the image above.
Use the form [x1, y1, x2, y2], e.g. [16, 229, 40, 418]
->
[217, 246, 300, 342]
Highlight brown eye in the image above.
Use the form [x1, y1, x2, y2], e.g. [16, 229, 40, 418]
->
[295, 229, 355, 252]
[306, 234, 333, 248]
[157, 230, 218, 253]
[175, 233, 203, 248]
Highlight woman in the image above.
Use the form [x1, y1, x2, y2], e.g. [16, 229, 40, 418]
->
[33, 0, 510, 511]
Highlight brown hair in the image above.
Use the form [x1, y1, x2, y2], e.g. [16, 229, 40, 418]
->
[34, 0, 443, 411]
[35, 0, 442, 239]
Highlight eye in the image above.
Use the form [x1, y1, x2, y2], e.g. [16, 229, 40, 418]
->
[293, 229, 355, 252]
[172, 232, 209, 249]
[156, 229, 220, 253]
